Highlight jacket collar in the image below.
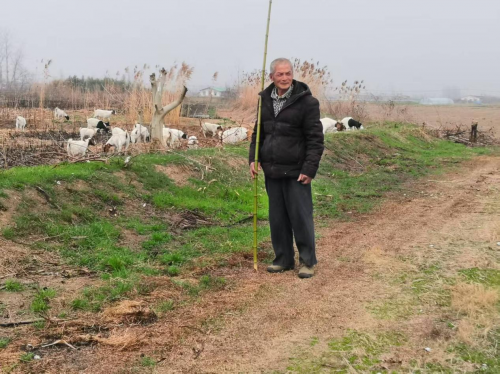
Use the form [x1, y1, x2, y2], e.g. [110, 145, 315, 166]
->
[260, 79, 311, 100]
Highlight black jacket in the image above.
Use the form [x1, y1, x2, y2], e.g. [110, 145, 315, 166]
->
[249, 80, 324, 179]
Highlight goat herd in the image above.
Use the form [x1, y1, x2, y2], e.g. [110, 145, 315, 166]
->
[12, 109, 362, 159]
[13, 108, 251, 159]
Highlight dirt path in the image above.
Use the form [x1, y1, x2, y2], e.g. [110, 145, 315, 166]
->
[152, 155, 500, 373]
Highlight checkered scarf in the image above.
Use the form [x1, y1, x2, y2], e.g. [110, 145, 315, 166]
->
[270, 84, 294, 117]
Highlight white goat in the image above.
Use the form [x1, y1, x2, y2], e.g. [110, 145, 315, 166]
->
[130, 124, 150, 143]
[104, 128, 130, 153]
[320, 118, 340, 134]
[87, 118, 110, 133]
[222, 127, 248, 144]
[54, 107, 70, 120]
[67, 138, 93, 157]
[15, 116, 26, 131]
[187, 136, 199, 149]
[93, 109, 116, 119]
[80, 127, 96, 141]
[164, 128, 187, 148]
[201, 122, 222, 138]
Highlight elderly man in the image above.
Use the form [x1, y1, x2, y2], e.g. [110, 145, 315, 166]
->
[249, 57, 324, 278]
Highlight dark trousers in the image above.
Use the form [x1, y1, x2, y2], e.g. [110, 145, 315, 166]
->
[265, 177, 317, 268]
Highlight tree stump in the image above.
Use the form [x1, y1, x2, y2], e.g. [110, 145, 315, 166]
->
[470, 122, 478, 143]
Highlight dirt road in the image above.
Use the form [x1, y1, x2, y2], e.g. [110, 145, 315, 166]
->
[154, 155, 500, 373]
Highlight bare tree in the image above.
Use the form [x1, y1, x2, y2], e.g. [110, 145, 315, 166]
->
[0, 30, 31, 92]
[149, 68, 187, 143]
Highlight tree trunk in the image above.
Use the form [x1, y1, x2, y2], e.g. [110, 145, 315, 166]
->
[470, 122, 478, 143]
[149, 70, 188, 145]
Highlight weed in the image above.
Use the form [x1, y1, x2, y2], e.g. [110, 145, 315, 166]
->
[167, 266, 180, 276]
[31, 288, 56, 314]
[20, 352, 34, 363]
[4, 279, 24, 292]
[33, 320, 46, 330]
[154, 300, 175, 316]
[140, 356, 156, 367]
[2, 227, 15, 240]
[0, 337, 11, 349]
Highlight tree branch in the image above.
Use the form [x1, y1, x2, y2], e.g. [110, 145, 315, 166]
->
[159, 86, 188, 121]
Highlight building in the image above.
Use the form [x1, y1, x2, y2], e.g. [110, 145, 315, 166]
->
[198, 87, 227, 98]
[460, 96, 482, 104]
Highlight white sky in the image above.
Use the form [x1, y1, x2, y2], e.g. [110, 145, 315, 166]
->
[1, 0, 499, 96]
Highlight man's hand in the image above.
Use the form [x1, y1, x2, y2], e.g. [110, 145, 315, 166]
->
[297, 174, 312, 184]
[250, 162, 261, 179]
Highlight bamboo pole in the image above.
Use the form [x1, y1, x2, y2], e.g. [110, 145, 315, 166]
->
[253, 0, 273, 271]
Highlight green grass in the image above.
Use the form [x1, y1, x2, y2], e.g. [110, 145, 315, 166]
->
[71, 278, 137, 312]
[0, 337, 11, 349]
[140, 356, 156, 367]
[19, 352, 34, 363]
[154, 300, 175, 316]
[459, 268, 500, 288]
[30, 288, 56, 314]
[4, 279, 24, 292]
[287, 329, 407, 373]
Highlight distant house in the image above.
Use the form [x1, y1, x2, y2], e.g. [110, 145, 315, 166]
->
[460, 96, 482, 104]
[419, 98, 454, 106]
[199, 87, 227, 98]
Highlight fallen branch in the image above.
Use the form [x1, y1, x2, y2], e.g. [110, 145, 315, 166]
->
[41, 339, 77, 350]
[35, 186, 62, 211]
[0, 319, 44, 327]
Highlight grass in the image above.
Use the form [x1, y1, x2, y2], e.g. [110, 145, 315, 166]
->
[0, 337, 11, 349]
[30, 288, 56, 314]
[459, 268, 500, 288]
[140, 356, 156, 367]
[4, 279, 24, 292]
[19, 352, 34, 363]
[154, 300, 175, 316]
[287, 330, 407, 373]
[0, 123, 494, 315]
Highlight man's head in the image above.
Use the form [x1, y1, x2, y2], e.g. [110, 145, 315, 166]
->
[270, 58, 293, 93]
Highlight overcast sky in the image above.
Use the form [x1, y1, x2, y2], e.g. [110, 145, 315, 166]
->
[1, 0, 499, 96]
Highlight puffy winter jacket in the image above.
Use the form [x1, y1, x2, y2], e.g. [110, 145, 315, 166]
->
[249, 80, 324, 179]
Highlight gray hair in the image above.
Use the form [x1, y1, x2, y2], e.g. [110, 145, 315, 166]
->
[270, 58, 293, 74]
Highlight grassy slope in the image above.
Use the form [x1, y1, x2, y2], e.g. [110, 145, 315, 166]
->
[0, 123, 491, 315]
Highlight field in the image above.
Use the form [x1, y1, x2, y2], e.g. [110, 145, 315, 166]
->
[0, 101, 499, 373]
[366, 103, 500, 136]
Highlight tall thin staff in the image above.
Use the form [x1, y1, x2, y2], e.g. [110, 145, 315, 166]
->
[253, 0, 273, 271]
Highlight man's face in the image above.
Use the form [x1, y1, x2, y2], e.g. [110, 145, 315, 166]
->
[270, 63, 293, 92]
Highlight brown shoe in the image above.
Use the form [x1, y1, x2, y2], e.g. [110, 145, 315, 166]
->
[267, 265, 294, 273]
[298, 265, 314, 278]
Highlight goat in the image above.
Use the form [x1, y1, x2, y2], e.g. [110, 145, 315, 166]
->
[201, 122, 222, 138]
[164, 128, 187, 148]
[93, 109, 116, 119]
[320, 117, 340, 134]
[187, 136, 199, 149]
[80, 127, 96, 141]
[104, 128, 130, 153]
[87, 118, 110, 133]
[67, 138, 94, 157]
[15, 116, 27, 131]
[222, 127, 248, 144]
[54, 107, 70, 120]
[341, 117, 364, 130]
[130, 124, 150, 143]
